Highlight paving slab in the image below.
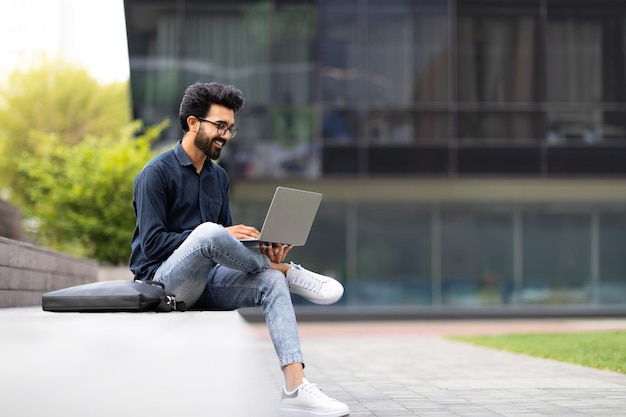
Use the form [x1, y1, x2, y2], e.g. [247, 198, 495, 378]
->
[252, 319, 626, 417]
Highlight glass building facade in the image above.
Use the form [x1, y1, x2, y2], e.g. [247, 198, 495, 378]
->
[124, 0, 626, 312]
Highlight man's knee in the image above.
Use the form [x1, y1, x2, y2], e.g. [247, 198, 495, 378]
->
[195, 222, 224, 237]
[187, 222, 230, 246]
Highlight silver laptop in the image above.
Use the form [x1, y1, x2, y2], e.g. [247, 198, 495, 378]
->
[240, 187, 322, 247]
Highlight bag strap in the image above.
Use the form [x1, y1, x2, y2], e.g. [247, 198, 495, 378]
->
[134, 279, 185, 312]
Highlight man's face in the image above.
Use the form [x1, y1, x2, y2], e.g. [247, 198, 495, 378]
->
[195, 104, 236, 160]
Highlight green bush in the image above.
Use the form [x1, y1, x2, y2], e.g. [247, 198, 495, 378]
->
[0, 57, 131, 200]
[18, 121, 166, 264]
[0, 57, 169, 264]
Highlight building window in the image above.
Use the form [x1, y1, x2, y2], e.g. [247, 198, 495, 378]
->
[125, 0, 626, 178]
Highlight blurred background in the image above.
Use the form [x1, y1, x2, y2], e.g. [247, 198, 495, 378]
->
[1, 0, 626, 315]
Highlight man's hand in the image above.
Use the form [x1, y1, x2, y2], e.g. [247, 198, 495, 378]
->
[260, 243, 293, 264]
[226, 224, 260, 240]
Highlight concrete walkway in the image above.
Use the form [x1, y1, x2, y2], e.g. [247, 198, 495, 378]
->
[251, 319, 626, 417]
[3, 307, 626, 417]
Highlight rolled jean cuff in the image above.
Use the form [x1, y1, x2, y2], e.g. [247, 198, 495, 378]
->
[279, 353, 305, 369]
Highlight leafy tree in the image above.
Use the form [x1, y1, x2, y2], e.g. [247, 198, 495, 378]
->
[17, 121, 166, 264]
[0, 56, 131, 205]
[0, 56, 169, 264]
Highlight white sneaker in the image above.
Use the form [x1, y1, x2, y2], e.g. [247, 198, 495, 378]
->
[280, 378, 350, 417]
[286, 262, 344, 305]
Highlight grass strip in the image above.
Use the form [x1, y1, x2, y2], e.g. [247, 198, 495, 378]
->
[448, 331, 626, 374]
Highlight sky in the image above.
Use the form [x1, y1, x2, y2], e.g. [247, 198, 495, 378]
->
[0, 0, 129, 84]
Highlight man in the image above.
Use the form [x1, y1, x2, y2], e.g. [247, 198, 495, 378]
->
[130, 82, 350, 417]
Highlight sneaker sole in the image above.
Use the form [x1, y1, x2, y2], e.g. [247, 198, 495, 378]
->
[291, 286, 344, 305]
[279, 406, 350, 417]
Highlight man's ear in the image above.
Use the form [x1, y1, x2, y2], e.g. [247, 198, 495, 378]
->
[187, 116, 199, 132]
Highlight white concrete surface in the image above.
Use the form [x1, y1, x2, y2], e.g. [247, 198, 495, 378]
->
[1, 308, 279, 417]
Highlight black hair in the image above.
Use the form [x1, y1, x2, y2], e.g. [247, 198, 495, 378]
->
[178, 82, 245, 132]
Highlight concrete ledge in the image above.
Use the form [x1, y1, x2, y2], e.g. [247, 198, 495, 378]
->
[1, 308, 278, 417]
[0, 237, 98, 308]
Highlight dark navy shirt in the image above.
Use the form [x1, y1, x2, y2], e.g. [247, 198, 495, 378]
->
[130, 141, 232, 280]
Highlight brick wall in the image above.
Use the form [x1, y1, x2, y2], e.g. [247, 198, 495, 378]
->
[0, 237, 98, 307]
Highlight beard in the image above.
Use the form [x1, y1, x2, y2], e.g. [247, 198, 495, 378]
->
[195, 129, 223, 160]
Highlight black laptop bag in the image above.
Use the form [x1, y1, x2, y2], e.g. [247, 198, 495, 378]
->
[42, 280, 181, 312]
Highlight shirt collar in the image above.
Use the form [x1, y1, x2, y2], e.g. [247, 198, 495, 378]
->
[173, 139, 213, 174]
[174, 140, 194, 168]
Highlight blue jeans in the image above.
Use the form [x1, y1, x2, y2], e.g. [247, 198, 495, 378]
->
[153, 222, 304, 367]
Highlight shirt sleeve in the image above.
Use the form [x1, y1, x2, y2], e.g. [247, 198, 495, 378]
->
[218, 172, 233, 227]
[133, 165, 191, 260]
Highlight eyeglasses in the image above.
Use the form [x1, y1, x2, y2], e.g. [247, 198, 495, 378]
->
[197, 117, 238, 139]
